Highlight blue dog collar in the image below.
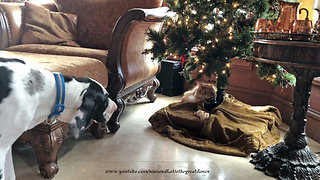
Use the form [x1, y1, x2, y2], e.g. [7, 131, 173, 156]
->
[47, 72, 65, 122]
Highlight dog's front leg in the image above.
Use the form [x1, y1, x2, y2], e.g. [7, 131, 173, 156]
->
[0, 148, 8, 180]
[0, 148, 6, 180]
[0, 153, 3, 180]
[0, 148, 15, 180]
[4, 148, 15, 180]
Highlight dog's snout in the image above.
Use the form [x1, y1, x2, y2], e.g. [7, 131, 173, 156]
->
[68, 123, 80, 139]
[109, 99, 117, 112]
[102, 99, 117, 120]
[69, 123, 76, 129]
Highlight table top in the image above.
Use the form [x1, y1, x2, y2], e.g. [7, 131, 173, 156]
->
[253, 39, 320, 69]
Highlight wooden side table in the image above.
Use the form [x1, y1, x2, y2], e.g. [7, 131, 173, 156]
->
[250, 39, 320, 180]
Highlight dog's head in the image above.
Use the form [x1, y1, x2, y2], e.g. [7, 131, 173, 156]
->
[68, 78, 117, 139]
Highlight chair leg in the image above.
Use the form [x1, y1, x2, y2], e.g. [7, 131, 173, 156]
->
[90, 121, 108, 139]
[90, 96, 124, 137]
[29, 122, 64, 179]
[107, 97, 125, 133]
[147, 78, 160, 103]
[100, 77, 159, 136]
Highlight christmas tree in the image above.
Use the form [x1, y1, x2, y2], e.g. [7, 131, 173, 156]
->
[145, 0, 295, 90]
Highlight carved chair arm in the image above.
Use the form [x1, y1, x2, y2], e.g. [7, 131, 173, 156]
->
[133, 7, 170, 22]
[106, 7, 169, 99]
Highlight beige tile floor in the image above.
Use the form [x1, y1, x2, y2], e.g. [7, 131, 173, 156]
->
[12, 94, 320, 180]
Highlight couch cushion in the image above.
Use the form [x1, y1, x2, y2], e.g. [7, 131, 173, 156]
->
[0, 50, 108, 87]
[54, 0, 163, 49]
[6, 44, 108, 64]
[21, 2, 79, 47]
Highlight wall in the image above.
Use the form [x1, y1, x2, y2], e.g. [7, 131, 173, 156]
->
[226, 59, 320, 143]
[300, 0, 317, 23]
[300, 0, 319, 24]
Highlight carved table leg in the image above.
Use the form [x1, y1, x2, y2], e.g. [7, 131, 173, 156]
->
[29, 122, 64, 179]
[250, 68, 320, 180]
[147, 78, 160, 103]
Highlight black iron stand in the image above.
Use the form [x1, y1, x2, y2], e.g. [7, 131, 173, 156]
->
[250, 67, 320, 180]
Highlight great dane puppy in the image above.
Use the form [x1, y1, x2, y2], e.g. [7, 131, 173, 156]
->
[0, 57, 117, 180]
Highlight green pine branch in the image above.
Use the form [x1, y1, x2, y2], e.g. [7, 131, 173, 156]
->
[145, 0, 295, 89]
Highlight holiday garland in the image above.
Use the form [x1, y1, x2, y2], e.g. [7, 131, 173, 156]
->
[145, 0, 296, 89]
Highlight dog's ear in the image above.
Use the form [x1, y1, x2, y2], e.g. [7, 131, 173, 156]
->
[69, 90, 97, 139]
[91, 91, 109, 124]
[75, 90, 97, 131]
[76, 82, 109, 126]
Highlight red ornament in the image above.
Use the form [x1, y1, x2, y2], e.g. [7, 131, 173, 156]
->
[181, 54, 186, 68]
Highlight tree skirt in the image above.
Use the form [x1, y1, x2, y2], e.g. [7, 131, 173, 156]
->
[149, 94, 282, 157]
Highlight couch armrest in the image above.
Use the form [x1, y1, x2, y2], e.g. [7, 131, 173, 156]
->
[0, 6, 10, 49]
[0, 3, 25, 49]
[107, 7, 169, 98]
[0, 2, 58, 49]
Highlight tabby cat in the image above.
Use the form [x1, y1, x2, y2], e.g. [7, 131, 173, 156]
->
[182, 82, 217, 103]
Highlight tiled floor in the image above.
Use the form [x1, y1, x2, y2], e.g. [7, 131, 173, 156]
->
[12, 95, 320, 180]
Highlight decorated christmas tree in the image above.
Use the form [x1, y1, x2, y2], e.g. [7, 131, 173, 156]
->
[145, 0, 295, 92]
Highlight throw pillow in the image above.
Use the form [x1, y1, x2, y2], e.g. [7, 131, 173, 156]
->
[21, 2, 79, 47]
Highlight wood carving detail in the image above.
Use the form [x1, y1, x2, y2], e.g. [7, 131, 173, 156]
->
[147, 78, 160, 103]
[124, 78, 160, 104]
[90, 121, 108, 139]
[29, 125, 64, 178]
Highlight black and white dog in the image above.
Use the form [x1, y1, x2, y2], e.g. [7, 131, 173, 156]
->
[0, 58, 117, 180]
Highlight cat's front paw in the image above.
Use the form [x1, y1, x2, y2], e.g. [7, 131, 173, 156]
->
[194, 110, 210, 120]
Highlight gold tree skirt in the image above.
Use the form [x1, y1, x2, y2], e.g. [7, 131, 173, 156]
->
[149, 94, 282, 156]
